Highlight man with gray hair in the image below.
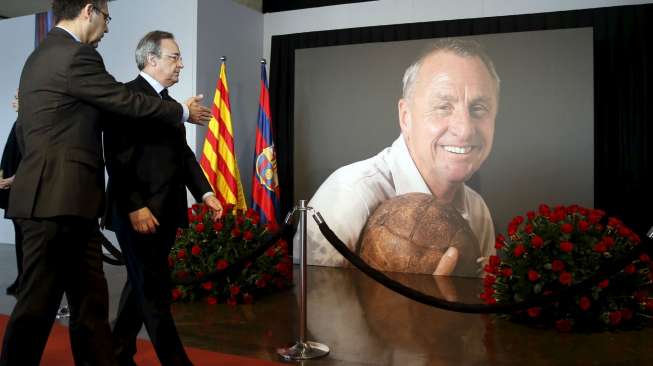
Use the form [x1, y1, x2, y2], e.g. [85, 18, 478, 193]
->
[103, 30, 222, 366]
[297, 38, 498, 277]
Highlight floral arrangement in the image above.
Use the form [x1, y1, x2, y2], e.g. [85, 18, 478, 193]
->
[481, 204, 653, 331]
[169, 203, 292, 305]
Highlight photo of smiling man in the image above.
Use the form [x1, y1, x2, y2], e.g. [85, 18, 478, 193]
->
[295, 38, 498, 277]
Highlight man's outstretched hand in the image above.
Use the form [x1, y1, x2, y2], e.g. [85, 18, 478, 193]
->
[185, 94, 212, 125]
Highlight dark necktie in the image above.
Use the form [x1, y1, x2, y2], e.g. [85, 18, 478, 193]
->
[160, 88, 186, 137]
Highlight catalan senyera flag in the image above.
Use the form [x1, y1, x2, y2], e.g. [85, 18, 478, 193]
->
[251, 61, 280, 225]
[200, 60, 247, 211]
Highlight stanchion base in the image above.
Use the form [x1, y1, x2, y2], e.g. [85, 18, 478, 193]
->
[277, 341, 330, 360]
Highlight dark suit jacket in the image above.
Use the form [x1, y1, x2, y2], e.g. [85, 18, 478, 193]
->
[103, 75, 212, 230]
[8, 27, 183, 219]
[0, 122, 22, 210]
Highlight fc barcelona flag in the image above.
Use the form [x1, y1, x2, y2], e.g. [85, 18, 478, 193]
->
[200, 58, 247, 211]
[251, 60, 280, 225]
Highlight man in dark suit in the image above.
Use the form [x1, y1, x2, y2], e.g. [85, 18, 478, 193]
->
[0, 1, 212, 365]
[0, 92, 22, 296]
[103, 31, 223, 366]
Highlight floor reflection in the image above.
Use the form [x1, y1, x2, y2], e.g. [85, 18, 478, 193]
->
[0, 245, 651, 366]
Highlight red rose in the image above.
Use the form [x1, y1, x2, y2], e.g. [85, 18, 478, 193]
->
[603, 236, 615, 247]
[629, 234, 641, 245]
[496, 234, 505, 242]
[634, 290, 646, 303]
[551, 259, 565, 272]
[555, 319, 572, 332]
[243, 293, 254, 304]
[483, 264, 497, 275]
[213, 221, 224, 231]
[593, 242, 607, 253]
[171, 288, 183, 301]
[216, 259, 229, 270]
[608, 311, 622, 325]
[191, 245, 201, 256]
[484, 275, 496, 286]
[501, 267, 513, 277]
[607, 217, 621, 227]
[624, 263, 637, 274]
[578, 220, 590, 232]
[201, 281, 212, 290]
[167, 256, 175, 268]
[513, 244, 526, 257]
[527, 211, 536, 221]
[495, 239, 505, 250]
[224, 203, 235, 212]
[559, 241, 574, 253]
[538, 204, 551, 216]
[176, 228, 183, 238]
[275, 262, 291, 274]
[227, 297, 237, 306]
[598, 279, 609, 289]
[550, 211, 564, 223]
[255, 278, 267, 288]
[525, 224, 533, 234]
[489, 255, 501, 267]
[618, 226, 631, 237]
[531, 236, 544, 249]
[176, 249, 186, 260]
[230, 285, 240, 296]
[527, 307, 541, 318]
[559, 271, 573, 286]
[243, 230, 255, 241]
[508, 224, 517, 236]
[528, 269, 540, 282]
[231, 228, 241, 237]
[265, 222, 280, 233]
[194, 223, 205, 233]
[621, 308, 634, 321]
[176, 271, 189, 280]
[561, 223, 573, 234]
[578, 296, 591, 311]
[207, 296, 217, 305]
[512, 216, 524, 225]
[266, 247, 277, 257]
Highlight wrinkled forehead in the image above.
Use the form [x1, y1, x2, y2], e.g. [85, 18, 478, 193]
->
[161, 38, 181, 54]
[417, 51, 499, 97]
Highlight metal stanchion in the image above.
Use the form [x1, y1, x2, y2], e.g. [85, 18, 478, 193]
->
[277, 200, 330, 361]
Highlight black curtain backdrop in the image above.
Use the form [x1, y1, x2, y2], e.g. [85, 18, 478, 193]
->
[270, 4, 652, 235]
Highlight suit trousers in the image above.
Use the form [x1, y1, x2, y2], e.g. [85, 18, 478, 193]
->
[6, 220, 23, 294]
[0, 217, 116, 366]
[111, 210, 192, 366]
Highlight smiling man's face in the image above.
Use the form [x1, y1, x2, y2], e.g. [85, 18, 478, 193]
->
[399, 50, 498, 197]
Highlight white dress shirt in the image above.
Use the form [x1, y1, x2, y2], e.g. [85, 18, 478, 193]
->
[294, 135, 495, 277]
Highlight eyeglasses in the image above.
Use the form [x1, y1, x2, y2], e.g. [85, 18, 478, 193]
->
[93, 6, 111, 25]
[161, 54, 183, 63]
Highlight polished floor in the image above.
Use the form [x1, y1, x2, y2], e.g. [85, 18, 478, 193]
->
[0, 243, 652, 365]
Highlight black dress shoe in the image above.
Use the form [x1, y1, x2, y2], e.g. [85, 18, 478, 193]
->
[6, 282, 18, 296]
